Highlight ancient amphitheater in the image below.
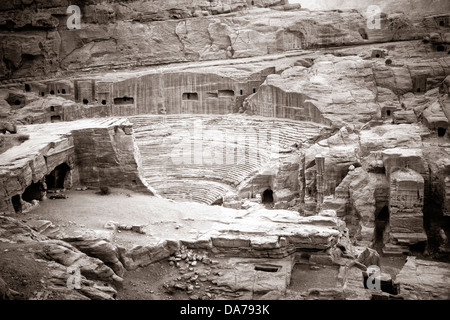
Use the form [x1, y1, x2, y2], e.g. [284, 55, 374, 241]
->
[0, 0, 450, 305]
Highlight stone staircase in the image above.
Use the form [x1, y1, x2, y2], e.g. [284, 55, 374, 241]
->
[131, 114, 324, 204]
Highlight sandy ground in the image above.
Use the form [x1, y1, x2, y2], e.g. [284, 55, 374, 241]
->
[25, 187, 245, 248]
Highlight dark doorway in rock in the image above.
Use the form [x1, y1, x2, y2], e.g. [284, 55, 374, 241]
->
[181, 93, 198, 101]
[437, 45, 445, 52]
[22, 182, 43, 203]
[438, 127, 446, 137]
[114, 96, 134, 104]
[101, 99, 106, 105]
[211, 197, 223, 206]
[374, 205, 389, 252]
[385, 59, 392, 65]
[262, 189, 274, 203]
[253, 88, 256, 93]
[62, 89, 66, 94]
[240, 89, 243, 95]
[11, 195, 22, 213]
[413, 75, 427, 94]
[83, 99, 88, 104]
[51, 115, 61, 123]
[46, 163, 70, 190]
[41, 92, 45, 97]
[50, 90, 55, 95]
[386, 110, 391, 117]
[218, 90, 234, 97]
[358, 28, 368, 40]
[24, 84, 30, 92]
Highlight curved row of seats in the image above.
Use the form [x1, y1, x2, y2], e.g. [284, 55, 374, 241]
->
[131, 114, 323, 204]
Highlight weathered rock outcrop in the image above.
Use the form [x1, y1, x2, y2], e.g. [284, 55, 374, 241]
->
[0, 118, 149, 214]
[0, 216, 120, 300]
[247, 53, 450, 125]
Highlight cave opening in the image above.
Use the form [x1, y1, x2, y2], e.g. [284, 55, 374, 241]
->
[46, 163, 70, 190]
[114, 96, 134, 104]
[385, 59, 392, 65]
[51, 115, 61, 122]
[181, 93, 198, 101]
[6, 94, 24, 107]
[240, 89, 243, 95]
[386, 110, 391, 117]
[24, 84, 30, 92]
[253, 88, 256, 93]
[262, 189, 274, 203]
[50, 106, 55, 112]
[50, 90, 55, 95]
[438, 127, 446, 137]
[62, 89, 66, 94]
[218, 90, 234, 97]
[358, 28, 368, 40]
[374, 205, 389, 252]
[83, 99, 88, 104]
[439, 20, 445, 27]
[211, 197, 223, 206]
[101, 100, 107, 105]
[437, 45, 445, 52]
[41, 92, 45, 97]
[413, 76, 427, 94]
[254, 264, 280, 272]
[22, 182, 43, 203]
[11, 195, 22, 213]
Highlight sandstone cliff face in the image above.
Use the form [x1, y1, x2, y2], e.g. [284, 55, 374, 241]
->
[1, 0, 446, 80]
[246, 52, 450, 125]
[296, 0, 450, 17]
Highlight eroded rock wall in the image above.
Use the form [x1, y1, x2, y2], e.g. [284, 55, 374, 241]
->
[0, 119, 149, 214]
[1, 1, 445, 80]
